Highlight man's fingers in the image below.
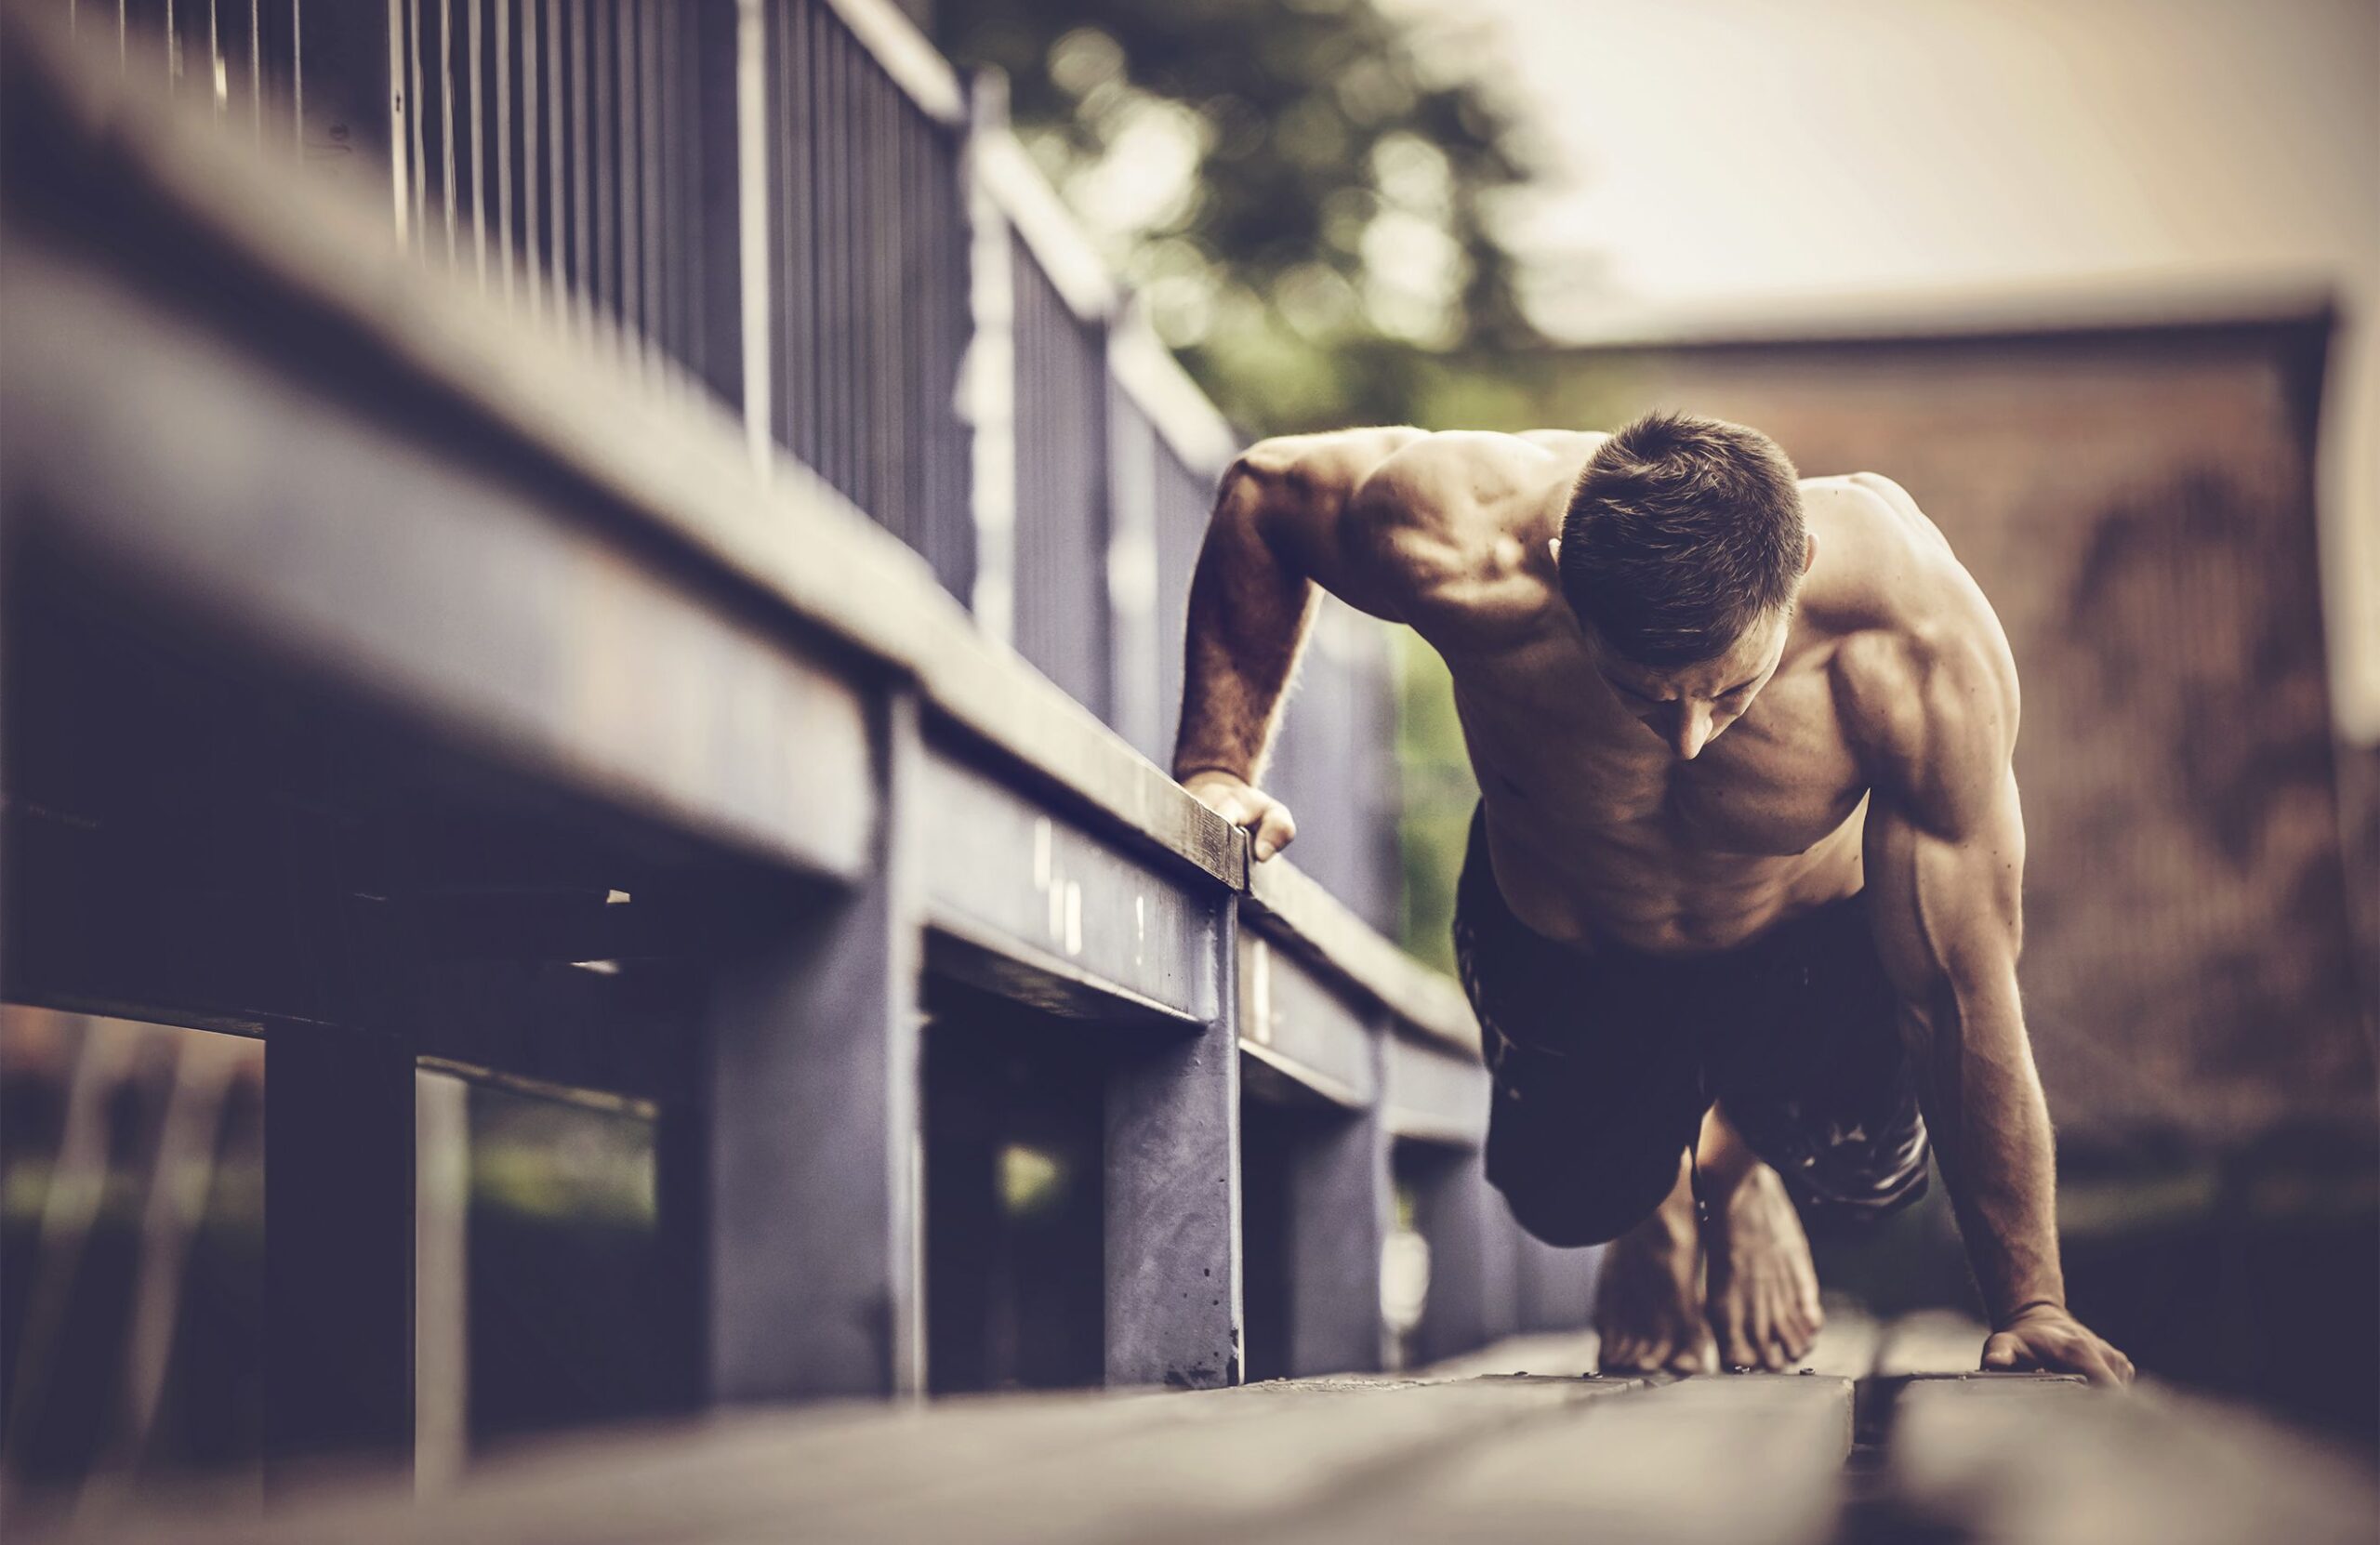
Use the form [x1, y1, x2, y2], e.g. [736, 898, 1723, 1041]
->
[1981, 1331, 2027, 1370]
[1251, 801, 1297, 862]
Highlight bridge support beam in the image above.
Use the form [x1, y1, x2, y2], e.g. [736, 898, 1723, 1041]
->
[263, 1026, 416, 1487]
[667, 690, 927, 1402]
[1104, 905, 1243, 1389]
[1281, 1096, 1391, 1377]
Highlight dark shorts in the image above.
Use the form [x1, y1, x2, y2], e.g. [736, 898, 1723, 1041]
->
[1451, 805, 1929, 1247]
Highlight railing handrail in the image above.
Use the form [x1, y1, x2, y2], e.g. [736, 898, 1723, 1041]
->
[6, 11, 1477, 1056]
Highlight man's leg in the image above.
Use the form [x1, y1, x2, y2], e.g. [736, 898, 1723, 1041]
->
[1591, 1145, 1709, 1375]
[1591, 1106, 1824, 1374]
[1692, 1103, 1824, 1371]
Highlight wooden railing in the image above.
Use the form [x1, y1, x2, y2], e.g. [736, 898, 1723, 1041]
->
[0, 0, 1587, 1491]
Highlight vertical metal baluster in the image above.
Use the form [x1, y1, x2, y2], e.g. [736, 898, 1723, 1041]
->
[656, 2, 681, 397]
[248, 0, 260, 148]
[290, 0, 301, 161]
[496, 0, 512, 310]
[871, 67, 895, 535]
[549, 0, 566, 325]
[407, 0, 428, 251]
[777, 0, 801, 456]
[117, 0, 127, 78]
[523, 0, 542, 324]
[469, 0, 485, 291]
[818, 8, 841, 492]
[580, 0, 604, 342]
[615, 0, 640, 373]
[440, 0, 457, 269]
[165, 0, 179, 93]
[571, 0, 591, 340]
[832, 28, 856, 504]
[640, 0, 662, 386]
[591, 0, 613, 350]
[208, 0, 223, 120]
[675, 0, 702, 399]
[389, 0, 410, 247]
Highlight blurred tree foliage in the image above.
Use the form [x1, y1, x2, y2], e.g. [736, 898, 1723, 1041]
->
[933, 0, 1554, 433]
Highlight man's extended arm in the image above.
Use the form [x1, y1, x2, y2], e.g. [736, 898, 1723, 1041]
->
[1860, 634, 2134, 1387]
[1172, 429, 1421, 858]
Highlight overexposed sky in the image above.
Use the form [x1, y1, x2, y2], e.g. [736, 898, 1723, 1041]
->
[1399, 0, 2379, 737]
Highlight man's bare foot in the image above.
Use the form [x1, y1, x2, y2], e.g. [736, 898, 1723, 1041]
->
[1595, 1155, 1712, 1375]
[1702, 1163, 1824, 1370]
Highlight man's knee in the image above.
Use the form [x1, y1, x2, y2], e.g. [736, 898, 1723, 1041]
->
[1488, 1149, 1680, 1248]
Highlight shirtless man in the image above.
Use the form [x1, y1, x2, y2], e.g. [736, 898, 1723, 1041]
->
[1174, 411, 2133, 1384]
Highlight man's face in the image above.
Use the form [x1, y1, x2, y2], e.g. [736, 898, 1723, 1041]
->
[1590, 607, 1793, 762]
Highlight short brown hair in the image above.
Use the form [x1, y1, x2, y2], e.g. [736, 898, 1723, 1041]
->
[1558, 411, 1806, 665]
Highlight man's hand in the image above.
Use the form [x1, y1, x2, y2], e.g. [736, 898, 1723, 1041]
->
[1181, 770, 1297, 862]
[1982, 1302, 2135, 1387]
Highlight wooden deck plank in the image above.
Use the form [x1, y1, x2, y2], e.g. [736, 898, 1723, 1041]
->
[1886, 1377, 2376, 1545]
[115, 1376, 1648, 1545]
[1275, 1374, 1855, 1545]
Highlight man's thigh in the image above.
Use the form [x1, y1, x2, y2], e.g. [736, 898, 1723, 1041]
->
[1701, 892, 1931, 1222]
[1453, 807, 1705, 1245]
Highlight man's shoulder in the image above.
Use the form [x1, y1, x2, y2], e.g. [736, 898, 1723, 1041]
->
[1347, 430, 1578, 650]
[1356, 429, 1594, 508]
[1806, 476, 2018, 817]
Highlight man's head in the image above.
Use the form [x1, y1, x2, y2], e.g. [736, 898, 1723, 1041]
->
[1556, 412, 1811, 759]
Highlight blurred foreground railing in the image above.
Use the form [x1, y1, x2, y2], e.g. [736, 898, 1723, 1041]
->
[0, 0, 1582, 1509]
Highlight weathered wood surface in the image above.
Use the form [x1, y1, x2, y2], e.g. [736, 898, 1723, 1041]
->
[1887, 1377, 2376, 1545]
[62, 1312, 2380, 1545]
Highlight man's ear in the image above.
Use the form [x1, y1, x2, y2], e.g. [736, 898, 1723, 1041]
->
[1802, 529, 1818, 574]
[1548, 535, 1563, 566]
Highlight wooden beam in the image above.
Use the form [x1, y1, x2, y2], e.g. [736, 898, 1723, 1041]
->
[920, 750, 1226, 1028]
[1, 246, 877, 889]
[1236, 933, 1377, 1110]
[1246, 859, 1480, 1057]
[1382, 1027, 1490, 1146]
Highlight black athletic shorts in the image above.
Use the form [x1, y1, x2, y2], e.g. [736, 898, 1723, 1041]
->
[1450, 804, 1929, 1247]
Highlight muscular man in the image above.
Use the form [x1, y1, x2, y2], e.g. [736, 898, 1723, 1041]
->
[1174, 412, 2133, 1384]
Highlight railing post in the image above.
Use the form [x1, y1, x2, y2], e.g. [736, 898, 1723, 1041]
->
[412, 1067, 471, 1493]
[263, 1027, 416, 1488]
[1283, 1072, 1390, 1377]
[1104, 892, 1244, 1388]
[668, 686, 927, 1401]
[1406, 1145, 1514, 1366]
[1515, 1232, 1601, 1334]
[961, 70, 1017, 646]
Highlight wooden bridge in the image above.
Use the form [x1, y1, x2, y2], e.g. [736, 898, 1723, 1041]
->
[0, 4, 2372, 1540]
[48, 1312, 2380, 1544]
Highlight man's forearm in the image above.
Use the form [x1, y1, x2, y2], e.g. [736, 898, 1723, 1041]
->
[1913, 982, 2068, 1323]
[1172, 465, 1316, 783]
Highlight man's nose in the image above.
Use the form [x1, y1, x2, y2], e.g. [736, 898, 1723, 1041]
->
[1672, 701, 1715, 760]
